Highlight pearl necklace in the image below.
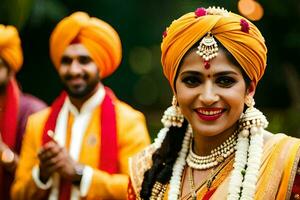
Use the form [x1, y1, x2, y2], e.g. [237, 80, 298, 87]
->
[186, 131, 237, 170]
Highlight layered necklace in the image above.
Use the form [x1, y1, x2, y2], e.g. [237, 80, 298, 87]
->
[186, 130, 238, 170]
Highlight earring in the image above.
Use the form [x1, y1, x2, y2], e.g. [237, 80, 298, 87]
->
[161, 96, 184, 128]
[239, 96, 268, 137]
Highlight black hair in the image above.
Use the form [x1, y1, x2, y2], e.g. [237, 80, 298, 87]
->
[140, 120, 188, 199]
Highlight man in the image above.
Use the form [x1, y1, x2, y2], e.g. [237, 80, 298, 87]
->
[11, 12, 150, 200]
[0, 25, 47, 200]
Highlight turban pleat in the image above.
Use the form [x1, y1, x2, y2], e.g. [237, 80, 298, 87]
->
[161, 10, 267, 90]
[50, 12, 122, 78]
[0, 25, 23, 72]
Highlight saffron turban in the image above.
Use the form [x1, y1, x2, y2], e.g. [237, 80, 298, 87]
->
[161, 7, 267, 90]
[50, 12, 122, 78]
[0, 25, 23, 72]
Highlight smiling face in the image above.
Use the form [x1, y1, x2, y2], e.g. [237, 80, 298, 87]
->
[58, 43, 100, 99]
[175, 48, 254, 138]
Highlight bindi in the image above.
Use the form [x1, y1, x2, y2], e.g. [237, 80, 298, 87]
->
[204, 61, 210, 69]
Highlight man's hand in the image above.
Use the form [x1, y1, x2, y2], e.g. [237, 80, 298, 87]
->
[0, 133, 17, 172]
[38, 141, 83, 184]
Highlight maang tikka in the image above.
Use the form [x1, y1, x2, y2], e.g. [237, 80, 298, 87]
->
[196, 32, 219, 64]
[161, 96, 184, 128]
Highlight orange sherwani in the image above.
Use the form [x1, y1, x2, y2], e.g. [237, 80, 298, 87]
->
[12, 87, 150, 200]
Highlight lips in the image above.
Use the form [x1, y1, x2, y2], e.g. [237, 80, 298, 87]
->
[195, 108, 225, 121]
[67, 78, 85, 85]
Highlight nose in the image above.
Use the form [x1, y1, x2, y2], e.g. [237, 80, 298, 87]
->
[199, 82, 219, 106]
[68, 60, 82, 76]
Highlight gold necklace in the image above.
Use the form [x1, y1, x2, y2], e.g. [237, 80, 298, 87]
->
[187, 155, 233, 199]
[186, 130, 237, 170]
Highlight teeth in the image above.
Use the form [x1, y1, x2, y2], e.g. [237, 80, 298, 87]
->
[198, 110, 222, 115]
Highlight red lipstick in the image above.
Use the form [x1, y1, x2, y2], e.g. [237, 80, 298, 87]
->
[196, 108, 224, 121]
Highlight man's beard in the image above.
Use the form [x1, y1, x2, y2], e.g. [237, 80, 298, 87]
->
[61, 76, 100, 99]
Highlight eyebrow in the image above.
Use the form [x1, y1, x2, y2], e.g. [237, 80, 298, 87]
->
[179, 70, 239, 77]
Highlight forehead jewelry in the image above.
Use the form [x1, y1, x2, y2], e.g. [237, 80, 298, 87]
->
[196, 32, 218, 69]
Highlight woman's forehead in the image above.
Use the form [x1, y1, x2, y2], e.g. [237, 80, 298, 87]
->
[179, 49, 243, 75]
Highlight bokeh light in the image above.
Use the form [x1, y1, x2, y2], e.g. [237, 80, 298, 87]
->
[238, 0, 264, 21]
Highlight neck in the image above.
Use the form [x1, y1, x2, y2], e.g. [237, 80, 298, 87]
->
[68, 83, 100, 111]
[193, 123, 238, 156]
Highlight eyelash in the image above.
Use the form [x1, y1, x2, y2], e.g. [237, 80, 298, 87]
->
[181, 76, 201, 87]
[216, 76, 236, 87]
[181, 76, 237, 88]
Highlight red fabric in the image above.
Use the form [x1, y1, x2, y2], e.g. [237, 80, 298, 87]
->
[0, 78, 20, 149]
[202, 188, 217, 200]
[42, 91, 67, 144]
[0, 78, 19, 200]
[291, 170, 300, 199]
[41, 87, 118, 199]
[99, 87, 118, 173]
[127, 179, 137, 200]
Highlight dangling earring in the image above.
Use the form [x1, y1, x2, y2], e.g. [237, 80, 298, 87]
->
[239, 96, 268, 137]
[161, 96, 184, 128]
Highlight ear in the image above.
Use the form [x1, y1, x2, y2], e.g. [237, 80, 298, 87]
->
[246, 81, 256, 97]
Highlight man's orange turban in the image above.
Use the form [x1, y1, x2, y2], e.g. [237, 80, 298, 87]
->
[0, 25, 23, 72]
[50, 12, 122, 78]
[161, 7, 267, 91]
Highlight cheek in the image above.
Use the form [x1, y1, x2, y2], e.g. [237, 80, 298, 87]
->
[226, 90, 246, 114]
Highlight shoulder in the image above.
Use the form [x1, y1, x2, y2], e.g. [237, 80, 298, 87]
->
[114, 99, 146, 121]
[20, 93, 47, 113]
[263, 130, 300, 145]
[27, 107, 51, 124]
[129, 144, 157, 197]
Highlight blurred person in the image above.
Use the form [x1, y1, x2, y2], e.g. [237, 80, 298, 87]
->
[128, 6, 300, 200]
[0, 24, 47, 200]
[12, 12, 150, 200]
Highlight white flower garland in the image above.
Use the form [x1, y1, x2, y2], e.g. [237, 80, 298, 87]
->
[153, 127, 169, 149]
[227, 127, 264, 200]
[240, 127, 263, 199]
[227, 129, 250, 200]
[168, 125, 192, 200]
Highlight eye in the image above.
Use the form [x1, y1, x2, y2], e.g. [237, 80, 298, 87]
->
[78, 56, 92, 65]
[216, 76, 236, 87]
[61, 56, 72, 65]
[181, 75, 202, 87]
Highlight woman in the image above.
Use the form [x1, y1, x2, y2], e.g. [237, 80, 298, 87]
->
[128, 6, 300, 200]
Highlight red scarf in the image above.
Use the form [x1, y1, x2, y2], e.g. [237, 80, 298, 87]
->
[0, 78, 19, 149]
[0, 78, 19, 200]
[42, 87, 118, 199]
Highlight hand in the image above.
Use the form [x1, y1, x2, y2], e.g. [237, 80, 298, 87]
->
[0, 133, 17, 172]
[38, 141, 83, 183]
[38, 141, 62, 183]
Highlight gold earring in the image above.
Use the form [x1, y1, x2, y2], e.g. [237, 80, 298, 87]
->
[239, 96, 268, 137]
[161, 96, 184, 128]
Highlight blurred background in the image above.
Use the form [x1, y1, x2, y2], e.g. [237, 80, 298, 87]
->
[1, 0, 300, 139]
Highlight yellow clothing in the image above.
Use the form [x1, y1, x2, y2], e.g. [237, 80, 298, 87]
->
[129, 131, 300, 199]
[12, 98, 150, 200]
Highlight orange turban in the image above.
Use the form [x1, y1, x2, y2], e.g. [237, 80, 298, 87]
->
[161, 7, 267, 91]
[50, 11, 122, 78]
[0, 25, 23, 72]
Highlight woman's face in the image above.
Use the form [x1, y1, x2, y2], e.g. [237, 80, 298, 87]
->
[175, 49, 254, 137]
